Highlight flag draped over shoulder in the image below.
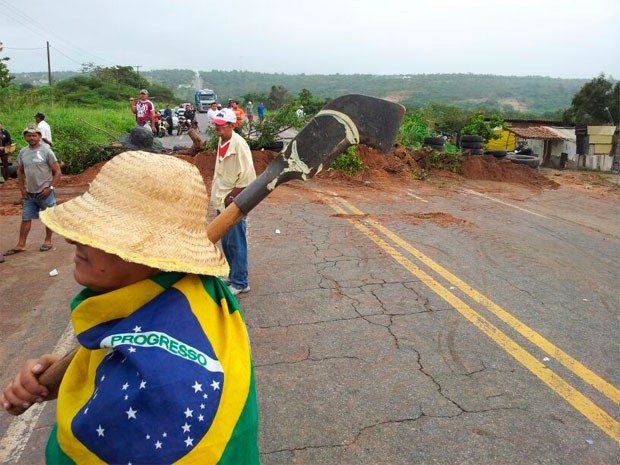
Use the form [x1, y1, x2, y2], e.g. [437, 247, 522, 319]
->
[45, 273, 259, 465]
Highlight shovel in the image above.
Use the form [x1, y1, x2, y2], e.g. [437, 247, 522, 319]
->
[7, 94, 405, 416]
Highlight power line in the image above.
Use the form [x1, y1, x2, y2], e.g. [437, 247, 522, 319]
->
[0, 0, 117, 67]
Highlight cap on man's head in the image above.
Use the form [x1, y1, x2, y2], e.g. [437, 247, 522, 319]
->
[211, 109, 237, 126]
[140, 89, 148, 94]
[23, 124, 42, 135]
[34, 112, 45, 120]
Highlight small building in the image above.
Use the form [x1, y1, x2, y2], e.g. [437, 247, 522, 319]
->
[504, 123, 618, 171]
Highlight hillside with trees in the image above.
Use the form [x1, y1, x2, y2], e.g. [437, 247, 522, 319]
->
[11, 68, 597, 118]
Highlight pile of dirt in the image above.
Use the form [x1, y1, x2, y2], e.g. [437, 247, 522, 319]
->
[319, 144, 559, 190]
[459, 155, 559, 189]
[0, 146, 566, 216]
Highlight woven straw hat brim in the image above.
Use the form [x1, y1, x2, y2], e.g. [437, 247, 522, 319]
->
[41, 151, 229, 276]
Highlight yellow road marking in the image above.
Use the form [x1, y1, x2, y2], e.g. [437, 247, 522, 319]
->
[322, 195, 620, 443]
[335, 196, 620, 406]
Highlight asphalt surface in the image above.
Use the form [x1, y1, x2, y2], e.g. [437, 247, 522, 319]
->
[1, 170, 619, 464]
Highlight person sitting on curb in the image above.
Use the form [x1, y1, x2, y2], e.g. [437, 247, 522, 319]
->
[4, 124, 61, 257]
[0, 151, 260, 464]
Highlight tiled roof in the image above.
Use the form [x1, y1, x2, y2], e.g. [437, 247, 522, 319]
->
[506, 126, 565, 140]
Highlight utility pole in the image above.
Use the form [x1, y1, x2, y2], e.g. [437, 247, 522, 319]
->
[46, 41, 52, 86]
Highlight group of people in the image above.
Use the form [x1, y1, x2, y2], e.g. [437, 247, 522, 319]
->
[130, 89, 266, 139]
[1, 90, 261, 462]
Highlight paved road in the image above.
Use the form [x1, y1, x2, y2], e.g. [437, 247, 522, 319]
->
[0, 175, 618, 464]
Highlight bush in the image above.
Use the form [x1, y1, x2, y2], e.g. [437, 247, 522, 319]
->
[328, 146, 365, 175]
[0, 105, 135, 174]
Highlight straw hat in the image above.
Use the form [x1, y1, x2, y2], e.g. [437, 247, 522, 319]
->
[41, 151, 229, 276]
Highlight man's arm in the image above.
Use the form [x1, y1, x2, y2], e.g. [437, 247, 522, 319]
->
[17, 163, 27, 199]
[149, 103, 156, 130]
[129, 97, 137, 115]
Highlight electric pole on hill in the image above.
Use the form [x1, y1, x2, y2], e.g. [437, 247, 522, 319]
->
[46, 41, 52, 86]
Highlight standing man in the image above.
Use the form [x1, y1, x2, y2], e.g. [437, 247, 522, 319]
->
[162, 105, 174, 135]
[3, 125, 61, 257]
[211, 109, 256, 295]
[206, 102, 219, 129]
[129, 89, 155, 132]
[34, 112, 53, 147]
[257, 101, 265, 124]
[0, 121, 13, 181]
[230, 100, 245, 134]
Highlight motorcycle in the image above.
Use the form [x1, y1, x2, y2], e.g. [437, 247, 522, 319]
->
[176, 116, 199, 136]
[158, 120, 169, 138]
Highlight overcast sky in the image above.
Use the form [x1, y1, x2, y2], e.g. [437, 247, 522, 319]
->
[1, 0, 618, 79]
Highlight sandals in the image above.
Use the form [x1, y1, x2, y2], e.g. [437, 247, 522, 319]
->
[3, 248, 26, 256]
[39, 244, 53, 252]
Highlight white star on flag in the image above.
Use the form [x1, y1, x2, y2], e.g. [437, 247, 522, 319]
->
[182, 422, 191, 433]
[184, 407, 193, 418]
[210, 380, 220, 390]
[132, 325, 142, 332]
[140, 380, 147, 389]
[185, 436, 194, 447]
[192, 381, 203, 393]
[198, 414, 204, 422]
[96, 425, 105, 437]
[126, 407, 137, 419]
[128, 347, 136, 353]
[155, 440, 162, 449]
[122, 382, 129, 391]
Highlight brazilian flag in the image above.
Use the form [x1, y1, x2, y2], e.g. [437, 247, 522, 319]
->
[46, 273, 259, 464]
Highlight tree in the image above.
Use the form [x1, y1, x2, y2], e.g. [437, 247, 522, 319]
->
[461, 111, 504, 143]
[563, 74, 617, 125]
[297, 88, 329, 115]
[267, 85, 290, 109]
[0, 42, 15, 88]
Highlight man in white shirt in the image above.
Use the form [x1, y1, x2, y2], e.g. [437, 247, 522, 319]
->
[35, 113, 53, 147]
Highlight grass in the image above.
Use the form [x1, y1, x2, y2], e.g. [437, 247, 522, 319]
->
[1, 105, 136, 174]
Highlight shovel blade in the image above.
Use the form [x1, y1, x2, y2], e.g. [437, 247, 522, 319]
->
[236, 94, 405, 214]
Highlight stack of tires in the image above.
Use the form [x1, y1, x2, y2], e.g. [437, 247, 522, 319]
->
[460, 135, 483, 155]
[423, 136, 445, 152]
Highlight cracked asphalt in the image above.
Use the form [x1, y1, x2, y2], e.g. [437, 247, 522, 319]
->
[1, 174, 619, 464]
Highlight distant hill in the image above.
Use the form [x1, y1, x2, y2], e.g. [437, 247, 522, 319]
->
[11, 70, 591, 115]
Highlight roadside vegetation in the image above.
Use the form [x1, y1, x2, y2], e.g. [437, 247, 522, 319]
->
[0, 49, 617, 176]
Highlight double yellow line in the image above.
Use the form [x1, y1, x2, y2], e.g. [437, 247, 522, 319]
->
[321, 194, 620, 443]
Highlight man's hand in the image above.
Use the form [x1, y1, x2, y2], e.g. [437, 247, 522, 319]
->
[37, 186, 53, 200]
[1, 354, 61, 415]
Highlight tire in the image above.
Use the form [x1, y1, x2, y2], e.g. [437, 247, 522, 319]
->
[8, 165, 17, 178]
[427, 143, 444, 152]
[470, 149, 483, 155]
[484, 150, 507, 158]
[461, 142, 483, 149]
[460, 135, 483, 143]
[423, 136, 444, 146]
[260, 140, 285, 151]
[508, 154, 540, 169]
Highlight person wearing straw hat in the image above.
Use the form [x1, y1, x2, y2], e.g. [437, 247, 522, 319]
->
[3, 124, 61, 257]
[0, 151, 259, 464]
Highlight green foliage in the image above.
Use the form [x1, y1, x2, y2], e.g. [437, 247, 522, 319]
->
[0, 106, 135, 174]
[244, 102, 300, 150]
[296, 88, 330, 115]
[397, 113, 429, 149]
[328, 146, 365, 175]
[461, 111, 504, 143]
[421, 103, 469, 135]
[0, 43, 14, 88]
[414, 148, 461, 180]
[562, 74, 619, 125]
